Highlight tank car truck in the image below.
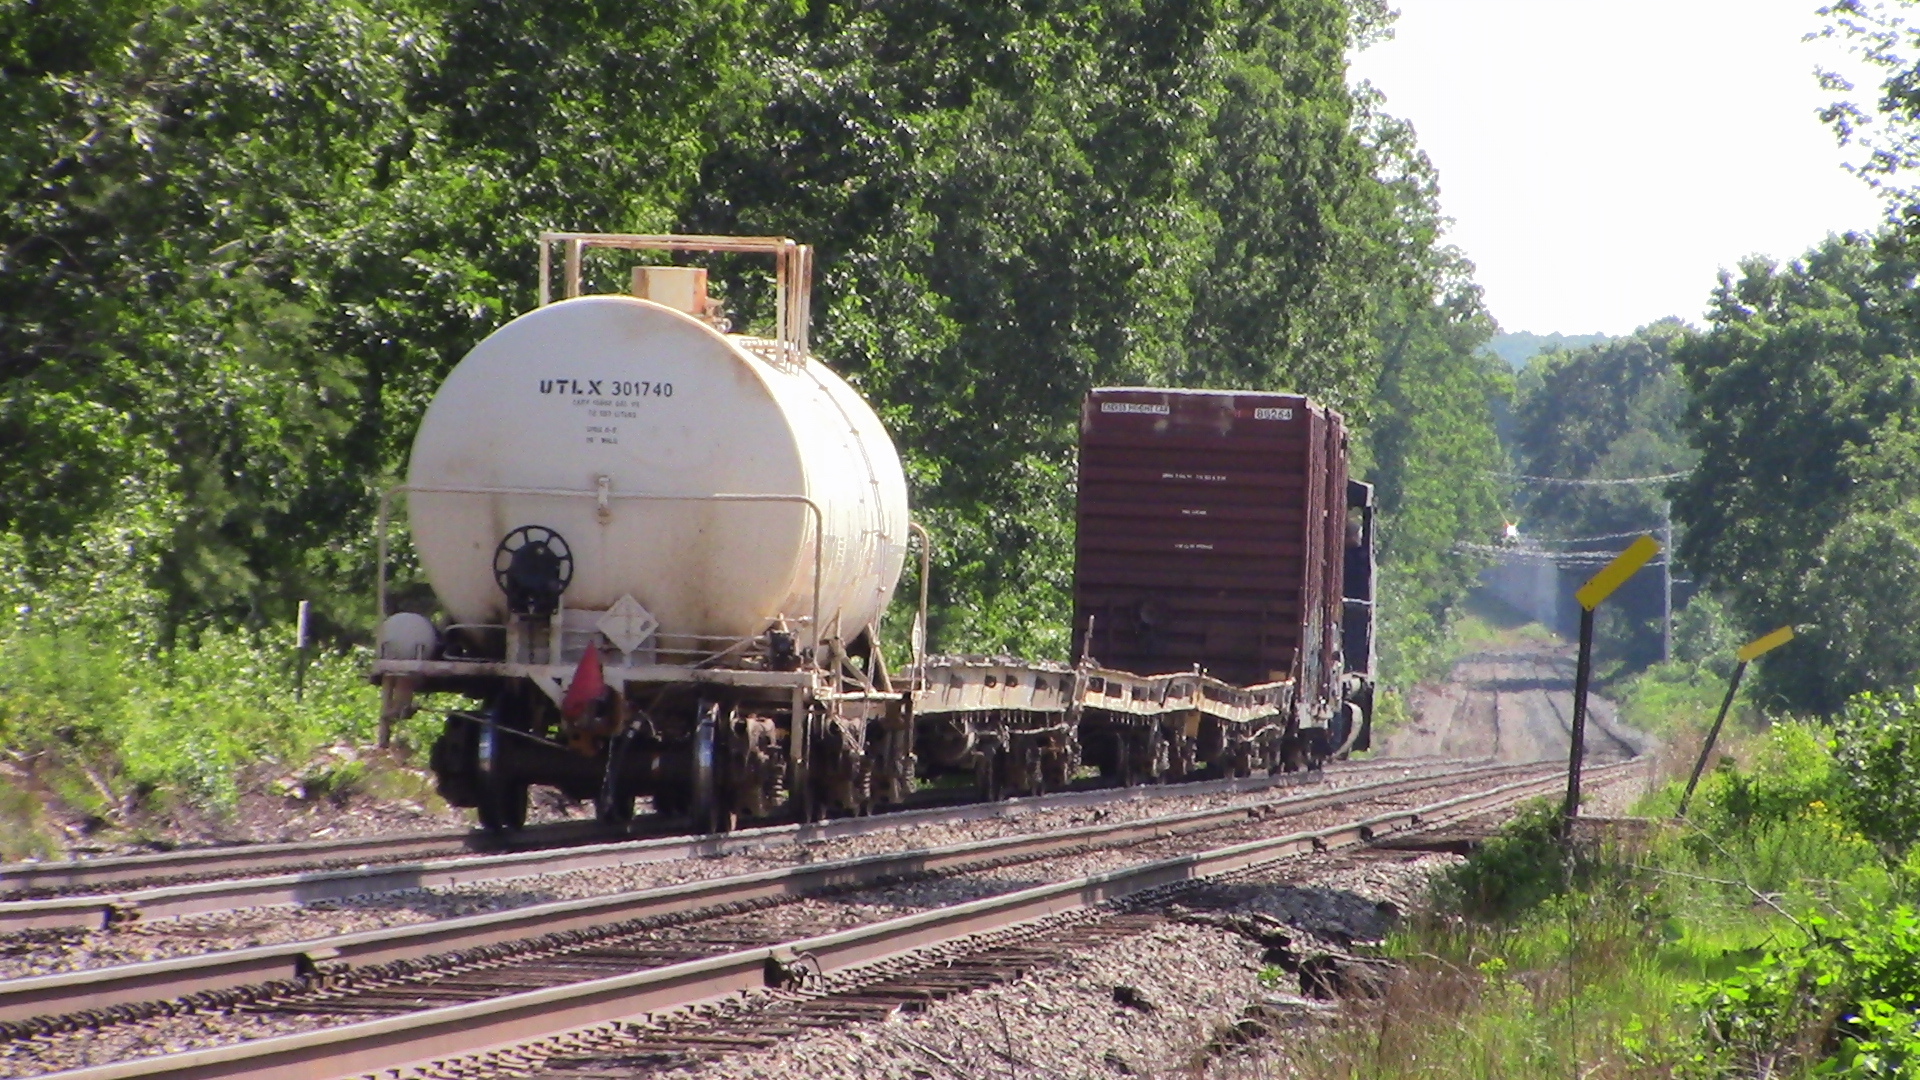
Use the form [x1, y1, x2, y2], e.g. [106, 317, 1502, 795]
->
[369, 234, 925, 831]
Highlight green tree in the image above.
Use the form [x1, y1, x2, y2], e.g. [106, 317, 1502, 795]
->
[2, 0, 750, 636]
[1355, 104, 1509, 682]
[1509, 321, 1697, 541]
[4, 0, 1501, 679]
[1671, 234, 1920, 712]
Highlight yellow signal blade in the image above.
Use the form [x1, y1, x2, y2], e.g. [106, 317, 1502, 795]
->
[1736, 625, 1795, 663]
[1574, 535, 1661, 611]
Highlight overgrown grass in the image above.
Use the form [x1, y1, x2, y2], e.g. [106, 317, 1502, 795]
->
[0, 620, 441, 841]
[1615, 658, 1759, 743]
[1273, 713, 1919, 1080]
[1449, 611, 1562, 653]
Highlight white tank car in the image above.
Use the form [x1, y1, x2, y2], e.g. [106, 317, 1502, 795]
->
[405, 294, 909, 653]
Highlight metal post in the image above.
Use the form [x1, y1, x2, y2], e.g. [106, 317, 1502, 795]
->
[1661, 501, 1673, 662]
[1563, 606, 1595, 832]
[1676, 659, 1747, 817]
[693, 700, 718, 834]
[564, 239, 583, 299]
[294, 600, 312, 704]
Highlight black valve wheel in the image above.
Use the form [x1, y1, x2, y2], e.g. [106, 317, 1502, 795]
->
[493, 525, 574, 616]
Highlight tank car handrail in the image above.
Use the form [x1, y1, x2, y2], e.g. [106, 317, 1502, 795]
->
[376, 484, 828, 653]
[906, 521, 931, 683]
[535, 232, 812, 367]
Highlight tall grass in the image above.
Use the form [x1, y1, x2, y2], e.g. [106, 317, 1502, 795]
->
[1271, 779, 1895, 1079]
[0, 521, 446, 846]
[0, 620, 446, 848]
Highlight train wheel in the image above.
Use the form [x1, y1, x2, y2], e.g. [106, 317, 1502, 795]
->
[428, 715, 482, 808]
[975, 751, 1003, 802]
[1280, 732, 1307, 773]
[597, 727, 640, 827]
[473, 697, 531, 833]
[478, 779, 529, 832]
[1305, 729, 1331, 772]
[1230, 744, 1254, 779]
[693, 700, 721, 834]
[595, 770, 635, 827]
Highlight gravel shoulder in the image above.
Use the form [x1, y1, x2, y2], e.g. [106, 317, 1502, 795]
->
[0, 762, 1466, 979]
[647, 769, 1646, 1080]
[0, 768, 1545, 1078]
[661, 847, 1464, 1080]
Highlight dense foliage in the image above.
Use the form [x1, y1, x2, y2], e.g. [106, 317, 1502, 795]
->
[1500, 323, 1695, 675]
[1510, 321, 1695, 542]
[1635, 0, 1920, 713]
[1293, 699, 1920, 1079]
[1481, 329, 1609, 370]
[0, 0, 1509, 829]
[2, 0, 1502, 672]
[1670, 235, 1920, 712]
[1672, 698, 1920, 1079]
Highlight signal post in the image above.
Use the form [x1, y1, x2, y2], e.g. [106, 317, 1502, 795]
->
[1563, 535, 1660, 835]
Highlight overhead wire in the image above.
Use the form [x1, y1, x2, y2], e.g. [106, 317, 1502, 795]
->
[1510, 528, 1664, 545]
[1487, 470, 1691, 486]
[1453, 542, 1672, 565]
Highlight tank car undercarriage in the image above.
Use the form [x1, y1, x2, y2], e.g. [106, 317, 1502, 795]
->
[373, 631, 1369, 833]
[369, 510, 1368, 833]
[382, 622, 916, 832]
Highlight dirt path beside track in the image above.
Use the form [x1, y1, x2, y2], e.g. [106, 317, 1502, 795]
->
[1382, 646, 1656, 765]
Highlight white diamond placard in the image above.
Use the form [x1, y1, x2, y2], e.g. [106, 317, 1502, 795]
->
[597, 595, 659, 655]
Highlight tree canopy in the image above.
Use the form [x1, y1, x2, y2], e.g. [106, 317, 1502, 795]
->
[1510, 321, 1696, 542]
[1671, 234, 1920, 712]
[3, 0, 1502, 685]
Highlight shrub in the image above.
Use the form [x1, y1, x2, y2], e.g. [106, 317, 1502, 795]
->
[1693, 908, 1920, 1079]
[1711, 722, 1837, 832]
[0, 622, 385, 818]
[1831, 687, 1920, 856]
[1437, 799, 1575, 920]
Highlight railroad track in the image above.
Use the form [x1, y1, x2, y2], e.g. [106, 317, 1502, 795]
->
[1, 759, 1635, 1080]
[0, 821, 619, 903]
[0, 756, 1474, 933]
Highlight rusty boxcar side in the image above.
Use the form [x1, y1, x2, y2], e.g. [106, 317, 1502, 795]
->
[1071, 387, 1352, 725]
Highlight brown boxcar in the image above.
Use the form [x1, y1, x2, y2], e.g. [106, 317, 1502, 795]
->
[1072, 387, 1352, 724]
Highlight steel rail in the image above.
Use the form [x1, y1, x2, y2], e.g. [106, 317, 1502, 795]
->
[0, 761, 1539, 1022]
[0, 821, 612, 897]
[0, 757, 1477, 932]
[32, 762, 1633, 1080]
[0, 756, 1472, 897]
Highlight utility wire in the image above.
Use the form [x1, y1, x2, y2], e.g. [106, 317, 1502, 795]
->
[1488, 470, 1691, 487]
[1453, 542, 1672, 565]
[1515, 528, 1665, 545]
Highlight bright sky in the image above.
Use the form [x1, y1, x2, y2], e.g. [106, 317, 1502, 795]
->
[1348, 0, 1891, 336]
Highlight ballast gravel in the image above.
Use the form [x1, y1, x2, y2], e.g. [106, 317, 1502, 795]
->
[0, 760, 1467, 979]
[717, 921, 1265, 1080]
[659, 847, 1467, 1080]
[0, 769, 1537, 1078]
[645, 771, 1645, 1080]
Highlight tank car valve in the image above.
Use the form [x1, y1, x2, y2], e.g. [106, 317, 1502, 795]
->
[493, 525, 573, 615]
[767, 629, 799, 671]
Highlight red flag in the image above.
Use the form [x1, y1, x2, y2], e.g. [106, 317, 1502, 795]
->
[561, 647, 606, 719]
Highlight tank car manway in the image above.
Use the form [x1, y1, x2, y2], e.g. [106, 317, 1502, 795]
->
[0, 757, 1473, 933]
[0, 763, 1637, 1080]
